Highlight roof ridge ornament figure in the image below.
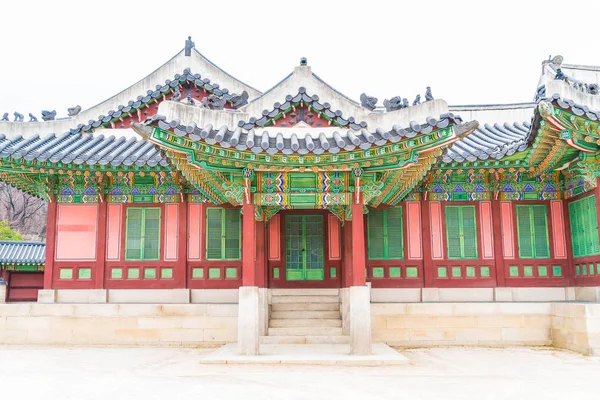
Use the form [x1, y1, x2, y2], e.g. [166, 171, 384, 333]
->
[413, 94, 421, 106]
[300, 57, 308, 66]
[231, 91, 249, 108]
[67, 105, 81, 116]
[402, 98, 409, 108]
[13, 112, 24, 122]
[171, 88, 181, 102]
[186, 93, 195, 106]
[425, 86, 434, 101]
[185, 36, 195, 57]
[41, 110, 56, 121]
[360, 93, 378, 111]
[383, 96, 403, 112]
[1, 113, 8, 121]
[28, 113, 38, 122]
[201, 94, 226, 110]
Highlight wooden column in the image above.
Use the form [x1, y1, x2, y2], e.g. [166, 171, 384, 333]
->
[43, 198, 57, 289]
[341, 220, 353, 288]
[491, 198, 506, 287]
[562, 198, 575, 286]
[242, 201, 256, 286]
[350, 199, 366, 286]
[255, 220, 267, 287]
[421, 199, 434, 287]
[94, 200, 108, 289]
[177, 198, 188, 288]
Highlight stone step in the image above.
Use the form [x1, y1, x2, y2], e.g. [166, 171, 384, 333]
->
[271, 289, 340, 297]
[267, 327, 344, 336]
[271, 295, 340, 304]
[269, 318, 342, 328]
[260, 335, 350, 345]
[271, 303, 340, 311]
[270, 310, 340, 319]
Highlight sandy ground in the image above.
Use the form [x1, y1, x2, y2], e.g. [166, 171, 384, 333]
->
[0, 346, 598, 400]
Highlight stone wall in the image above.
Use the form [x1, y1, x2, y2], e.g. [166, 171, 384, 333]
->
[0, 303, 237, 346]
[372, 302, 600, 355]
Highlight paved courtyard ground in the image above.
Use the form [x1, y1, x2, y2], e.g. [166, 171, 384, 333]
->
[0, 346, 599, 399]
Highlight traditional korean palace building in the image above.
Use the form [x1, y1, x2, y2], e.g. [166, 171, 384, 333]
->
[2, 40, 600, 354]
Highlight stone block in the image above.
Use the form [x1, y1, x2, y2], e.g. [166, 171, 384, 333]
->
[455, 328, 502, 342]
[409, 328, 456, 341]
[452, 303, 502, 315]
[182, 316, 236, 329]
[73, 304, 119, 317]
[574, 286, 600, 302]
[497, 302, 551, 315]
[0, 303, 32, 316]
[421, 288, 439, 302]
[237, 286, 259, 355]
[370, 288, 421, 303]
[29, 304, 75, 317]
[407, 303, 453, 316]
[349, 286, 372, 355]
[477, 315, 523, 328]
[0, 283, 6, 303]
[158, 328, 204, 343]
[56, 289, 107, 303]
[117, 304, 163, 317]
[206, 304, 238, 317]
[372, 328, 410, 342]
[204, 327, 237, 342]
[37, 289, 56, 304]
[585, 304, 600, 318]
[497, 287, 566, 302]
[438, 288, 494, 302]
[370, 303, 407, 316]
[108, 289, 190, 304]
[501, 327, 550, 342]
[137, 317, 184, 329]
[161, 304, 206, 317]
[191, 289, 238, 304]
[6, 316, 52, 330]
[494, 288, 513, 302]
[371, 316, 387, 330]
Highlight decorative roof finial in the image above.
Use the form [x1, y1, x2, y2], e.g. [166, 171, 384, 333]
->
[300, 57, 307, 66]
[185, 36, 195, 57]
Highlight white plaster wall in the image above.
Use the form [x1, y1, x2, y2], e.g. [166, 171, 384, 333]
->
[448, 104, 535, 125]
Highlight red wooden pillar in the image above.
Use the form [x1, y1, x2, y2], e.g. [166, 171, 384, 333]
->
[177, 198, 188, 288]
[255, 220, 267, 287]
[491, 198, 506, 287]
[421, 199, 434, 287]
[94, 200, 108, 289]
[242, 201, 256, 286]
[341, 221, 353, 288]
[562, 198, 575, 286]
[43, 198, 57, 289]
[350, 198, 366, 286]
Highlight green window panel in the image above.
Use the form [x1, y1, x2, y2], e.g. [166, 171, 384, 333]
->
[466, 266, 476, 277]
[389, 267, 401, 278]
[372, 267, 385, 278]
[367, 208, 404, 260]
[125, 208, 161, 261]
[161, 268, 173, 279]
[78, 268, 91, 279]
[128, 268, 140, 279]
[509, 266, 519, 277]
[206, 208, 241, 260]
[111, 268, 123, 279]
[590, 264, 596, 275]
[575, 265, 581, 276]
[480, 266, 490, 277]
[583, 264, 588, 275]
[273, 267, 280, 279]
[516, 205, 550, 259]
[208, 268, 221, 279]
[191, 268, 204, 279]
[552, 265, 562, 277]
[538, 266, 548, 277]
[330, 267, 337, 278]
[225, 268, 237, 279]
[445, 206, 478, 260]
[405, 267, 418, 278]
[452, 266, 462, 277]
[144, 268, 156, 279]
[438, 267, 447, 278]
[524, 266, 533, 277]
[60, 269, 73, 279]
[569, 195, 600, 258]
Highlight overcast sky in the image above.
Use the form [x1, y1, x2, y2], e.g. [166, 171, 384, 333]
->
[1, 0, 598, 119]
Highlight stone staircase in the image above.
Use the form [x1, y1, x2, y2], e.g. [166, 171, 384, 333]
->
[260, 288, 349, 344]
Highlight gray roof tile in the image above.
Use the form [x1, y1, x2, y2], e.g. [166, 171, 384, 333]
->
[0, 241, 45, 264]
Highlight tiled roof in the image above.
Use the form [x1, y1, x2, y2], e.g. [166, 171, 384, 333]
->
[69, 68, 246, 134]
[0, 132, 168, 167]
[0, 241, 45, 264]
[141, 113, 467, 155]
[442, 121, 531, 163]
[550, 93, 600, 120]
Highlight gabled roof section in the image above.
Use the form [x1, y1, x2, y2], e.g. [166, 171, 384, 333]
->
[0, 44, 261, 139]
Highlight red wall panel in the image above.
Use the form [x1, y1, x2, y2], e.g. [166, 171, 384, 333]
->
[56, 204, 98, 261]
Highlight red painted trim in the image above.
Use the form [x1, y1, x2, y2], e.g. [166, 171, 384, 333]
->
[351, 199, 366, 286]
[551, 200, 567, 259]
[177, 198, 188, 288]
[406, 201, 422, 259]
[421, 200, 434, 287]
[479, 201, 494, 259]
[255, 220, 267, 287]
[187, 203, 202, 260]
[328, 214, 341, 260]
[95, 200, 107, 289]
[342, 220, 353, 288]
[491, 199, 506, 287]
[500, 201, 514, 259]
[106, 204, 122, 260]
[242, 201, 256, 286]
[43, 200, 57, 289]
[268, 214, 281, 261]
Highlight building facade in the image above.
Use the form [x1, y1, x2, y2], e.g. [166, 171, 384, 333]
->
[2, 42, 600, 352]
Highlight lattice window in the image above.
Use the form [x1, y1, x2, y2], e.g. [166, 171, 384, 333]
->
[367, 208, 404, 260]
[445, 206, 478, 260]
[569, 195, 600, 258]
[125, 208, 161, 260]
[206, 208, 241, 260]
[516, 205, 550, 259]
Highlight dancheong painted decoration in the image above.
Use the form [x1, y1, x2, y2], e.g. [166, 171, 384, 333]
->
[1, 41, 600, 300]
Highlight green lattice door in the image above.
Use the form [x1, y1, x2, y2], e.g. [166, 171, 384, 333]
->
[285, 215, 324, 280]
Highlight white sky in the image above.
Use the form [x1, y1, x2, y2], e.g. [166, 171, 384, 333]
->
[1, 0, 599, 119]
